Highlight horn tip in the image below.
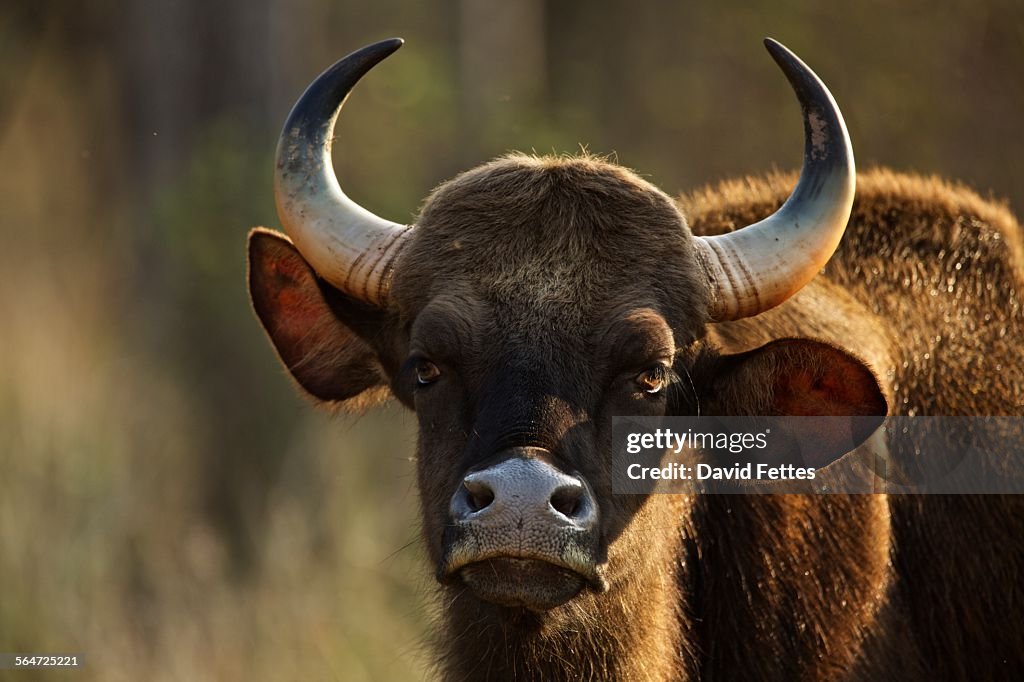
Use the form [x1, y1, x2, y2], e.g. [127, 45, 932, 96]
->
[360, 38, 404, 62]
[761, 37, 823, 102]
[762, 37, 798, 68]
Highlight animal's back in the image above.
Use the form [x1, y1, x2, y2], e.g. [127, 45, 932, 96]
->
[682, 168, 1024, 415]
[680, 169, 1024, 678]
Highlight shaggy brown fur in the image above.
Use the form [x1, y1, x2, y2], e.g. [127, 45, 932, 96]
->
[248, 157, 1024, 680]
[683, 169, 1024, 680]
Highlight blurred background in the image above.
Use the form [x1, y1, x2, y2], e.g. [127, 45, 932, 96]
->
[1, 0, 1022, 679]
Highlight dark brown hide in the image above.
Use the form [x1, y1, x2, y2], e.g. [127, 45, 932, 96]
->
[683, 170, 1024, 681]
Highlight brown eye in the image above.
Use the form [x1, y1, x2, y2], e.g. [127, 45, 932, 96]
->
[416, 360, 441, 386]
[637, 365, 667, 394]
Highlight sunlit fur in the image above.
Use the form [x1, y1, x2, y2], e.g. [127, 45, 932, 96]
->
[682, 169, 1023, 680]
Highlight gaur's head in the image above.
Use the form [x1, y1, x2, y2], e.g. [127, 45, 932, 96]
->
[249, 39, 886, 613]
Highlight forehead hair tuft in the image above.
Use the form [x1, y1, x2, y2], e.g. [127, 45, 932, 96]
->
[392, 152, 711, 335]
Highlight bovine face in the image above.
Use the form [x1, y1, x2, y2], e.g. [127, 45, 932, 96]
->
[385, 155, 710, 609]
[249, 153, 888, 616]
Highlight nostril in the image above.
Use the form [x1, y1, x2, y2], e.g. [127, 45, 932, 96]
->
[463, 479, 495, 512]
[550, 485, 583, 518]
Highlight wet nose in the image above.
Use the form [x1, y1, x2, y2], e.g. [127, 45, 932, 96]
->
[450, 452, 597, 530]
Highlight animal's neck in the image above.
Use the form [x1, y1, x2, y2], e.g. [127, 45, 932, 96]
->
[687, 493, 894, 679]
[437, 500, 692, 681]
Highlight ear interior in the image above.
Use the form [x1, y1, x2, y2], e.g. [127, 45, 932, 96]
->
[703, 338, 888, 468]
[247, 228, 388, 404]
[763, 342, 887, 420]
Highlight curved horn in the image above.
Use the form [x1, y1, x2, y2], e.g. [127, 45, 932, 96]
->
[694, 38, 855, 322]
[275, 38, 410, 307]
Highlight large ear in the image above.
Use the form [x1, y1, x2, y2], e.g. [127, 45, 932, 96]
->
[247, 228, 392, 406]
[699, 338, 888, 467]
